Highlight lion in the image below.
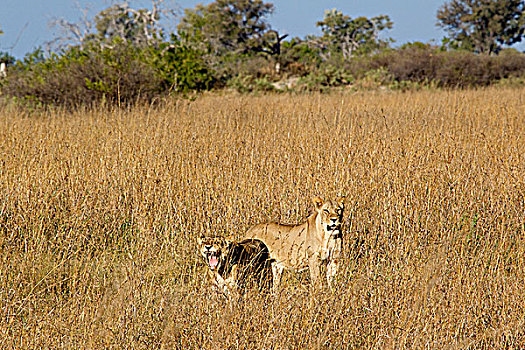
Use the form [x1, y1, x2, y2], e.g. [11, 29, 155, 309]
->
[243, 196, 345, 292]
[197, 235, 273, 299]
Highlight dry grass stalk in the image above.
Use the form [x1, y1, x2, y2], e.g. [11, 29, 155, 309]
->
[0, 88, 524, 348]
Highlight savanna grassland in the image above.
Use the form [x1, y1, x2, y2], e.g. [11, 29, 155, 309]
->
[0, 88, 524, 349]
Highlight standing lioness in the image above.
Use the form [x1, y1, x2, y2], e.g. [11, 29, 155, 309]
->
[243, 196, 345, 292]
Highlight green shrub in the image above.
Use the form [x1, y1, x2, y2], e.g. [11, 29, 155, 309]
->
[148, 37, 216, 93]
[296, 66, 353, 92]
[279, 38, 321, 76]
[1, 37, 216, 107]
[2, 41, 161, 107]
[226, 73, 276, 93]
[2, 36, 524, 105]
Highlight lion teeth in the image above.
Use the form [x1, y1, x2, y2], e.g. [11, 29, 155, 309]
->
[208, 255, 219, 269]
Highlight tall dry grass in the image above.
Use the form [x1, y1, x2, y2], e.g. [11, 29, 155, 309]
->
[0, 88, 524, 349]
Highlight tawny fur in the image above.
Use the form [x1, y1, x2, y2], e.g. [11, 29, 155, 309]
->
[243, 197, 345, 292]
[198, 236, 272, 298]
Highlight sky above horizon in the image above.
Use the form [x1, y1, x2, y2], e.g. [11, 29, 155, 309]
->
[1, 0, 524, 58]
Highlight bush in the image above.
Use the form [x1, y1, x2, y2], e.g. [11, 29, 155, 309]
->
[370, 47, 525, 87]
[370, 47, 441, 84]
[1, 37, 216, 107]
[296, 65, 353, 92]
[2, 42, 162, 107]
[279, 38, 321, 77]
[281, 46, 525, 91]
[2, 36, 524, 106]
[148, 37, 216, 93]
[226, 73, 276, 93]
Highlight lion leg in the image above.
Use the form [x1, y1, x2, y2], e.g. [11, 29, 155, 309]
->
[326, 259, 339, 290]
[211, 272, 228, 298]
[271, 262, 284, 294]
[308, 256, 322, 289]
[224, 265, 240, 299]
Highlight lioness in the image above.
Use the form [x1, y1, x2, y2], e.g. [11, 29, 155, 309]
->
[197, 235, 272, 298]
[243, 196, 345, 292]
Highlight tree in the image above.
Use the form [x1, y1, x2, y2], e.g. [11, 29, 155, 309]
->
[50, 1, 174, 50]
[91, 3, 162, 47]
[437, 0, 525, 55]
[177, 0, 275, 57]
[311, 9, 393, 60]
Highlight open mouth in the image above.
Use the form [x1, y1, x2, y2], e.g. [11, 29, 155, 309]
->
[207, 253, 219, 269]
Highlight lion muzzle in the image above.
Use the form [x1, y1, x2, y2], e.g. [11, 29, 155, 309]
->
[326, 218, 341, 235]
[202, 246, 221, 270]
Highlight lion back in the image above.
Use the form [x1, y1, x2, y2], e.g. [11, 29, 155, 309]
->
[228, 239, 273, 291]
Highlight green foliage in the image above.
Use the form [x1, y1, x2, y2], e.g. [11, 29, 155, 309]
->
[3, 35, 216, 106]
[148, 36, 216, 92]
[437, 0, 525, 55]
[297, 66, 354, 92]
[2, 41, 162, 107]
[280, 38, 321, 75]
[18, 48, 47, 67]
[496, 75, 525, 86]
[0, 51, 16, 65]
[84, 78, 111, 93]
[399, 41, 434, 50]
[178, 0, 274, 57]
[227, 73, 276, 93]
[177, 0, 284, 82]
[0, 1, 217, 107]
[311, 9, 393, 61]
[285, 45, 525, 90]
[356, 67, 393, 88]
[50, 0, 175, 54]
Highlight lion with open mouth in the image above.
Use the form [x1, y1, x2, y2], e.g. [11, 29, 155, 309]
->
[197, 235, 273, 298]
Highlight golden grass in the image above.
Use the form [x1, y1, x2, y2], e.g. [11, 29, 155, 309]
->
[0, 88, 524, 349]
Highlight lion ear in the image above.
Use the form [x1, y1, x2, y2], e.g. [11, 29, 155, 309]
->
[224, 237, 234, 247]
[313, 196, 324, 211]
[197, 235, 205, 246]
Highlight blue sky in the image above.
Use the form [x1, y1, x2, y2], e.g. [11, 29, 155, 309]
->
[1, 0, 524, 58]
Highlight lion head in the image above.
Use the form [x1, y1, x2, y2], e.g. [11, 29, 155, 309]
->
[197, 235, 231, 271]
[313, 196, 345, 237]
